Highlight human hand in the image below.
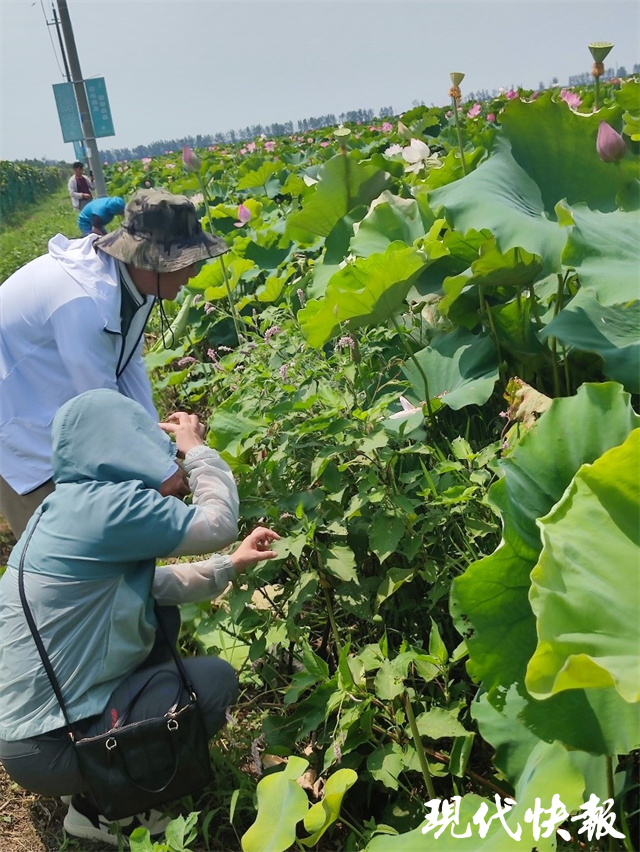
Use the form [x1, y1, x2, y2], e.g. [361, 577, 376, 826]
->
[159, 464, 190, 499]
[82, 193, 91, 199]
[158, 412, 206, 456]
[231, 527, 281, 573]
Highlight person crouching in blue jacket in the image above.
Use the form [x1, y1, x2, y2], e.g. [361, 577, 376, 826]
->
[78, 195, 126, 236]
[0, 388, 279, 847]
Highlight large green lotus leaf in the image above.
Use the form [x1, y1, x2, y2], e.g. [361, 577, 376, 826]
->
[492, 382, 640, 554]
[615, 79, 640, 112]
[298, 243, 427, 348]
[286, 154, 390, 242]
[500, 91, 637, 212]
[440, 238, 543, 315]
[241, 756, 310, 852]
[301, 768, 358, 847]
[558, 204, 640, 304]
[526, 430, 640, 702]
[350, 191, 433, 258]
[366, 739, 596, 852]
[309, 205, 368, 299]
[430, 140, 567, 273]
[190, 253, 257, 301]
[451, 383, 640, 753]
[540, 291, 640, 393]
[236, 161, 282, 190]
[402, 327, 499, 410]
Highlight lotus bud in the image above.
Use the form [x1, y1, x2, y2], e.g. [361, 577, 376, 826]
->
[397, 120, 412, 140]
[596, 122, 626, 163]
[182, 145, 201, 172]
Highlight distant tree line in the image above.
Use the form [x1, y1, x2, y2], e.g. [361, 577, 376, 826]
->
[99, 106, 395, 164]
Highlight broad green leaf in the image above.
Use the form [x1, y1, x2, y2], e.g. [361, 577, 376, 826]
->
[430, 139, 567, 274]
[526, 430, 640, 702]
[241, 758, 309, 852]
[366, 742, 404, 790]
[415, 707, 468, 739]
[207, 409, 268, 458]
[441, 239, 543, 316]
[499, 90, 637, 212]
[301, 769, 358, 846]
[350, 191, 433, 257]
[287, 154, 390, 242]
[374, 659, 406, 701]
[402, 327, 499, 411]
[369, 515, 405, 563]
[237, 161, 281, 190]
[298, 243, 428, 347]
[375, 567, 415, 609]
[451, 383, 640, 754]
[147, 293, 194, 355]
[541, 291, 640, 393]
[325, 545, 357, 583]
[191, 253, 256, 301]
[559, 204, 640, 304]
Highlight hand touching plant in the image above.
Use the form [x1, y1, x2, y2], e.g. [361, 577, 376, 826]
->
[231, 527, 280, 573]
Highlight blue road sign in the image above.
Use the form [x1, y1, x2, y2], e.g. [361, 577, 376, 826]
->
[73, 140, 86, 161]
[85, 77, 115, 138]
[53, 82, 82, 142]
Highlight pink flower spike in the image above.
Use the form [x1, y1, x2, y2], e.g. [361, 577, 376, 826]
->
[560, 89, 582, 110]
[467, 103, 482, 118]
[487, 113, 496, 123]
[597, 122, 626, 163]
[182, 145, 201, 172]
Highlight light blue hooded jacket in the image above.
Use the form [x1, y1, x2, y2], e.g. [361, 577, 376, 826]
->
[0, 389, 233, 741]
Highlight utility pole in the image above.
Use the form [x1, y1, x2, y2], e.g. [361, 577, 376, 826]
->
[55, 0, 107, 196]
[49, 4, 71, 82]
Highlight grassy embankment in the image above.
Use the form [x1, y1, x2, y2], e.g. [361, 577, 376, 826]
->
[0, 185, 80, 283]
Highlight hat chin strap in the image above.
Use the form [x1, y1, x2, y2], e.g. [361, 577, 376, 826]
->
[156, 273, 175, 351]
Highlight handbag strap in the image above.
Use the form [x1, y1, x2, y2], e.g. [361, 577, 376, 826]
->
[17, 514, 199, 742]
[18, 515, 76, 737]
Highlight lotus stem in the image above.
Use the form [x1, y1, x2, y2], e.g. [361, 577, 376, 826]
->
[404, 692, 437, 800]
[195, 172, 244, 343]
[390, 315, 434, 421]
[451, 96, 468, 176]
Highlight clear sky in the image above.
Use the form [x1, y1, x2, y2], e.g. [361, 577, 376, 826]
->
[1, 0, 638, 162]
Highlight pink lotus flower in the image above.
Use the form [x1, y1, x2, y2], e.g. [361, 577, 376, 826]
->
[141, 157, 152, 164]
[264, 140, 276, 152]
[320, 141, 330, 147]
[182, 146, 201, 172]
[246, 142, 257, 153]
[381, 121, 393, 132]
[467, 103, 482, 118]
[597, 122, 626, 163]
[505, 89, 518, 100]
[239, 148, 247, 155]
[234, 203, 252, 228]
[307, 137, 313, 143]
[560, 89, 582, 110]
[487, 113, 496, 123]
[165, 163, 176, 169]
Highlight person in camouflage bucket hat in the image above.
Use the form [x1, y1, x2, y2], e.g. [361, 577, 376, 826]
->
[95, 188, 228, 272]
[0, 188, 229, 538]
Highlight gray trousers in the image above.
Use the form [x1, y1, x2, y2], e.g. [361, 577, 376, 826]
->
[0, 608, 238, 798]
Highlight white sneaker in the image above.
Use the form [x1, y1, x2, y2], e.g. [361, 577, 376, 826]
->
[63, 794, 171, 847]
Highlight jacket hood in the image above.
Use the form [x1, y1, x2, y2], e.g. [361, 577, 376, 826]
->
[51, 389, 176, 487]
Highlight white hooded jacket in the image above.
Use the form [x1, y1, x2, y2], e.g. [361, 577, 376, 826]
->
[0, 234, 157, 494]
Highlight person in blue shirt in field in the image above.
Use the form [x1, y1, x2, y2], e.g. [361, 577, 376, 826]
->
[78, 196, 126, 236]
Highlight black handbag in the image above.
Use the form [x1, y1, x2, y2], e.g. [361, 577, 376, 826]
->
[18, 517, 213, 821]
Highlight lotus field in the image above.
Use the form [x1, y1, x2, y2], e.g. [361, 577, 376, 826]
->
[106, 75, 640, 852]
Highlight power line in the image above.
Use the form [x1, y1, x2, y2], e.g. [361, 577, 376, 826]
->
[39, 0, 65, 80]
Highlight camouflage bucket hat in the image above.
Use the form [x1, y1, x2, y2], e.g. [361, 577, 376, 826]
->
[94, 188, 228, 272]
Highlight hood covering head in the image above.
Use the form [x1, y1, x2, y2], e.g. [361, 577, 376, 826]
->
[105, 196, 126, 216]
[94, 188, 228, 272]
[52, 389, 176, 488]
